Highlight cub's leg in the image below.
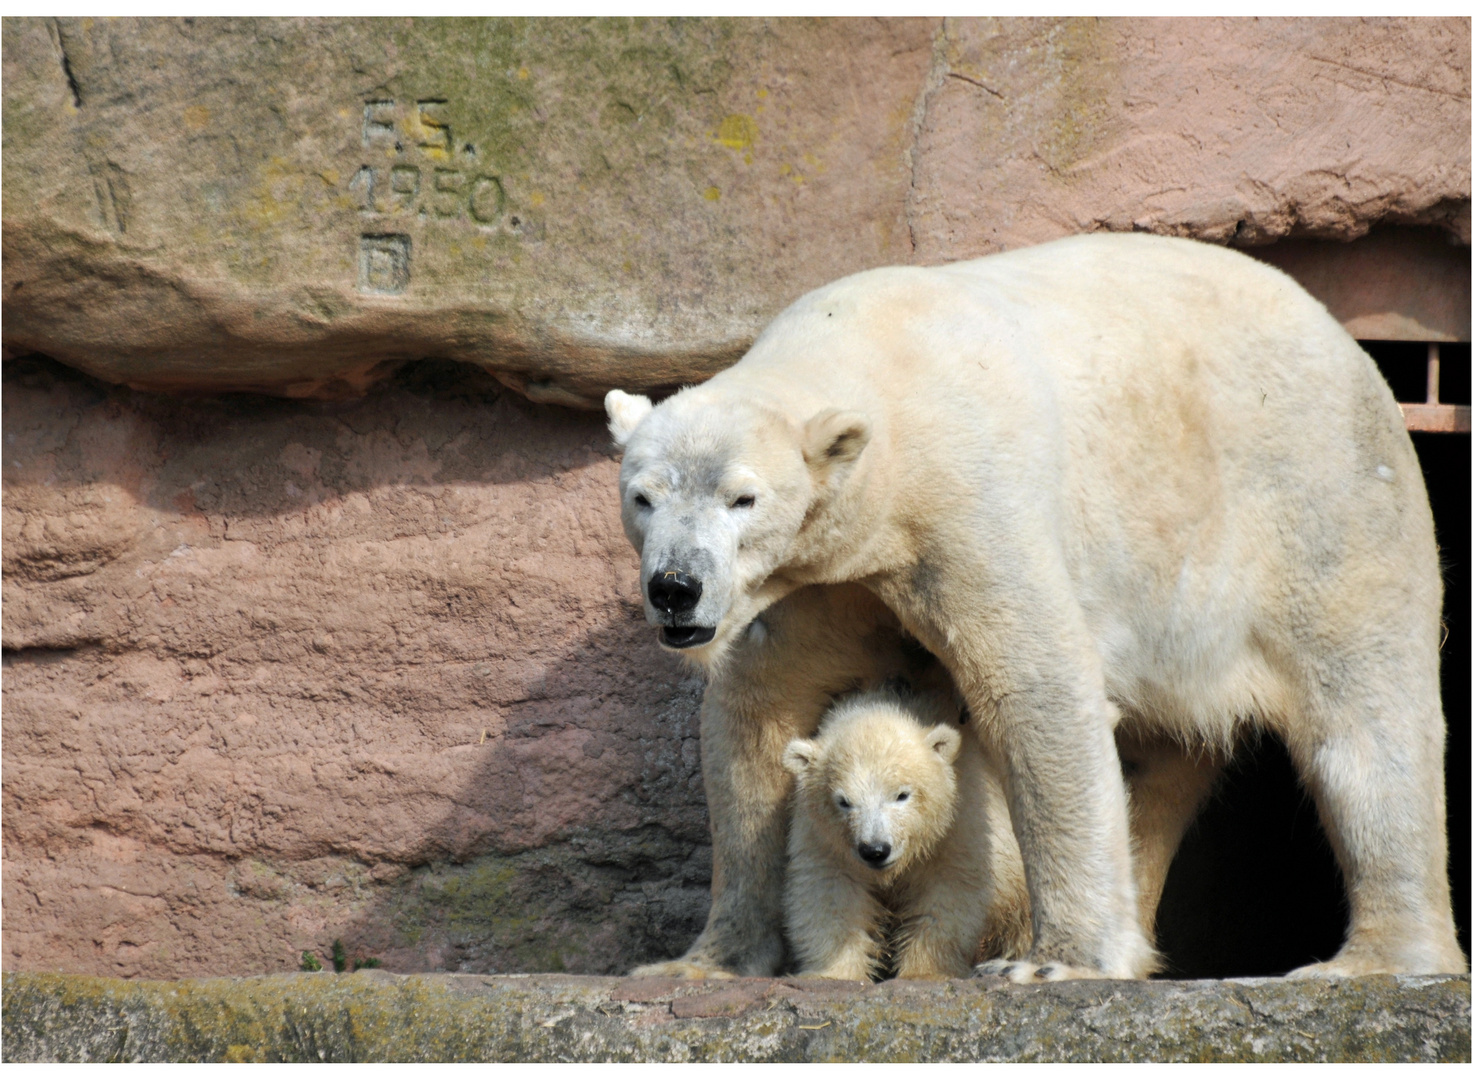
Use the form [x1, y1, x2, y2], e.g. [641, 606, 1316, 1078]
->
[894, 871, 991, 980]
[630, 584, 910, 978]
[1281, 654, 1466, 976]
[786, 861, 887, 981]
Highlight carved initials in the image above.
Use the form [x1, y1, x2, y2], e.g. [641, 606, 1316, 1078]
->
[417, 99, 451, 152]
[362, 100, 396, 146]
[349, 99, 504, 227]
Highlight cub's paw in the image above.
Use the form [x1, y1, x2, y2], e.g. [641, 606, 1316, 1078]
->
[973, 958, 1105, 983]
[627, 959, 736, 980]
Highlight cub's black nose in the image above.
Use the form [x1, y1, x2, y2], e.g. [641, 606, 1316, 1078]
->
[857, 842, 891, 866]
[649, 570, 702, 614]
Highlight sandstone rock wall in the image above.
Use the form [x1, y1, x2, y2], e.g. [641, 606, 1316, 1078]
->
[4, 17, 1468, 402]
[3, 357, 708, 976]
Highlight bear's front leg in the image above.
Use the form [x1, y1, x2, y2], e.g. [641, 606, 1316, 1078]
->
[889, 571, 1156, 984]
[629, 682, 796, 978]
[969, 665, 1156, 982]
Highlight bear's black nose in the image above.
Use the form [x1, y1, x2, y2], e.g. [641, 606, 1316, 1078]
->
[857, 842, 891, 866]
[649, 570, 702, 614]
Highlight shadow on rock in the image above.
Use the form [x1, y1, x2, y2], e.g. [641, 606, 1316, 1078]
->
[2, 355, 713, 978]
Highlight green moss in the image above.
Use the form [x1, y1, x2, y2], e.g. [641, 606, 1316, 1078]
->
[390, 856, 568, 972]
[1038, 19, 1120, 175]
[372, 827, 703, 975]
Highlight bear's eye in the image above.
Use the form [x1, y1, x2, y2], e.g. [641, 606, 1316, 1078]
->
[895, 791, 910, 803]
[633, 493, 651, 509]
[730, 495, 756, 509]
[835, 795, 852, 810]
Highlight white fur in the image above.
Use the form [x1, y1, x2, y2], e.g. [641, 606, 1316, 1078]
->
[613, 233, 1466, 981]
[605, 389, 653, 447]
[783, 690, 1030, 981]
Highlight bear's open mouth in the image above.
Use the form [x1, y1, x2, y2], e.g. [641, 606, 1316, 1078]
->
[661, 625, 716, 649]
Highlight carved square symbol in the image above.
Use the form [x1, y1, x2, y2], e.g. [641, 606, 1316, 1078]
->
[358, 234, 411, 295]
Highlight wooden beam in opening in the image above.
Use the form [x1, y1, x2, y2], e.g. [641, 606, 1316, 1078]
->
[1399, 343, 1469, 433]
[1401, 403, 1471, 433]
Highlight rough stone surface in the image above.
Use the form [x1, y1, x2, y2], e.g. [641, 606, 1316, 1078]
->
[1252, 227, 1470, 342]
[910, 19, 1471, 258]
[2, 17, 932, 404]
[3, 17, 1468, 402]
[3, 971, 1468, 1062]
[12, 352, 1465, 983]
[2, 356, 710, 978]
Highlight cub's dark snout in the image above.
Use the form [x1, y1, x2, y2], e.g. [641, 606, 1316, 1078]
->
[649, 570, 702, 614]
[857, 842, 891, 867]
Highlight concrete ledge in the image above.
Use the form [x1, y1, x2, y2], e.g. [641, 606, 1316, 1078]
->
[3, 971, 1468, 1062]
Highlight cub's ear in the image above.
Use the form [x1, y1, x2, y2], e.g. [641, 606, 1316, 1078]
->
[927, 725, 961, 765]
[803, 409, 871, 480]
[605, 390, 654, 448]
[783, 738, 820, 779]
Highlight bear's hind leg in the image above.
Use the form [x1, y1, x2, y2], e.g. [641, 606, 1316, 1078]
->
[1282, 684, 1465, 977]
[1116, 731, 1224, 942]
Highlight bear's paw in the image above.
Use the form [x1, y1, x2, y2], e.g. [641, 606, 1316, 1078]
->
[973, 958, 1109, 983]
[627, 959, 737, 980]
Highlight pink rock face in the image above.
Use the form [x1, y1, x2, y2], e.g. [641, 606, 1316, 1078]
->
[2, 359, 710, 977]
[910, 18, 1471, 259]
[1, 18, 1466, 401]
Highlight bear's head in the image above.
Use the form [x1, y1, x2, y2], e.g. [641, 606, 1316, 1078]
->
[605, 385, 870, 665]
[782, 691, 962, 878]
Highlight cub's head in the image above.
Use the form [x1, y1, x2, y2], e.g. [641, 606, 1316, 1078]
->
[606, 385, 869, 665]
[782, 691, 962, 878]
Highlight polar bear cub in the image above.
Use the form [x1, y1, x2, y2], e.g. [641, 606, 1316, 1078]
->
[782, 686, 1028, 981]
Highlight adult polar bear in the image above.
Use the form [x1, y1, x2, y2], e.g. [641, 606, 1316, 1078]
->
[605, 232, 1465, 981]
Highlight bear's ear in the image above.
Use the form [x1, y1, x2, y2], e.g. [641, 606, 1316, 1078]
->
[605, 390, 654, 448]
[927, 725, 961, 765]
[782, 738, 820, 779]
[802, 409, 871, 480]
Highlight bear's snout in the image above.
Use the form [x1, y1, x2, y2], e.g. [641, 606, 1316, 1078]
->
[648, 569, 703, 615]
[856, 841, 891, 867]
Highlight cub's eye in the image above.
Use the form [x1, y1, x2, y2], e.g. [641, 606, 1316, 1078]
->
[895, 791, 910, 803]
[731, 495, 756, 509]
[633, 494, 651, 508]
[835, 795, 852, 810]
